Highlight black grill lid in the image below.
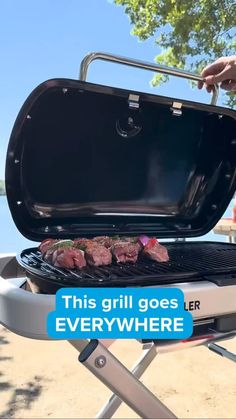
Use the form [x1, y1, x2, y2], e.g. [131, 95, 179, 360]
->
[5, 78, 236, 241]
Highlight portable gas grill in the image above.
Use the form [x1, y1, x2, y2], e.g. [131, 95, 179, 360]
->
[1, 53, 236, 419]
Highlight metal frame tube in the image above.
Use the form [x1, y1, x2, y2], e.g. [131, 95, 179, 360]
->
[79, 52, 219, 105]
[68, 339, 90, 353]
[153, 331, 236, 354]
[79, 339, 176, 419]
[208, 342, 236, 362]
[96, 342, 157, 419]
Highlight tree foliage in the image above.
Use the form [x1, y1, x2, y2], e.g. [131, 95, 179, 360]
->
[0, 180, 5, 196]
[114, 0, 236, 107]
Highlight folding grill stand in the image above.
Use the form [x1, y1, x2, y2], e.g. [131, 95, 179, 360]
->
[1, 252, 236, 419]
[1, 55, 235, 418]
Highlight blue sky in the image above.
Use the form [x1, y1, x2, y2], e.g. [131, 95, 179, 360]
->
[0, 0, 227, 179]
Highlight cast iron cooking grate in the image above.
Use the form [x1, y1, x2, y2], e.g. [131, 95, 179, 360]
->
[18, 242, 236, 288]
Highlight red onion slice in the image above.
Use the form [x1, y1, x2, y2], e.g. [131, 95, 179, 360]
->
[138, 235, 150, 246]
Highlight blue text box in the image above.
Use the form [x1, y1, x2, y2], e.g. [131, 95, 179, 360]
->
[47, 287, 193, 340]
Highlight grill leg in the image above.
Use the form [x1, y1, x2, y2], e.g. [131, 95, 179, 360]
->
[68, 339, 90, 353]
[95, 342, 157, 419]
[78, 339, 176, 419]
[208, 342, 236, 362]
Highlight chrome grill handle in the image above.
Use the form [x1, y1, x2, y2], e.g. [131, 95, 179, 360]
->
[79, 52, 219, 105]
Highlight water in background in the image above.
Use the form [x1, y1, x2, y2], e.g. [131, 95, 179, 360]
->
[0, 195, 233, 254]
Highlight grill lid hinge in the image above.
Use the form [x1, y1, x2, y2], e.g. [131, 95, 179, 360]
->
[128, 94, 140, 109]
[171, 101, 182, 116]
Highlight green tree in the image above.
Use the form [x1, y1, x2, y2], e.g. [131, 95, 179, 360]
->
[0, 180, 6, 196]
[114, 0, 236, 108]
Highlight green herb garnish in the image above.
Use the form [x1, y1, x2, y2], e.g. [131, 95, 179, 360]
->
[75, 244, 86, 251]
[111, 235, 120, 240]
[51, 240, 74, 250]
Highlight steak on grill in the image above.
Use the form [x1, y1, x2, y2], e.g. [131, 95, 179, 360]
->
[39, 236, 169, 269]
[42, 240, 69, 263]
[92, 236, 115, 248]
[111, 240, 141, 264]
[142, 239, 169, 262]
[39, 239, 57, 254]
[76, 236, 141, 265]
[74, 238, 112, 267]
[42, 240, 86, 269]
[84, 243, 112, 267]
[52, 247, 87, 269]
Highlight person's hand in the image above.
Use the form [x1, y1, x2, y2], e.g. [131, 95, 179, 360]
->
[198, 56, 236, 93]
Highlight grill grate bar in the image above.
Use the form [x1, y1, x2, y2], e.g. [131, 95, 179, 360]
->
[29, 253, 68, 277]
[64, 269, 83, 279]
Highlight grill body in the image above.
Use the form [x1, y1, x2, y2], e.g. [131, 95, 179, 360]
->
[17, 241, 236, 333]
[4, 53, 236, 338]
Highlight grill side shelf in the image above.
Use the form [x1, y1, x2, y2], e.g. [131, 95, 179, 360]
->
[203, 274, 236, 287]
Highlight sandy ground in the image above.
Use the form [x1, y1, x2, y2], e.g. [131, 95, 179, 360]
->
[0, 326, 235, 419]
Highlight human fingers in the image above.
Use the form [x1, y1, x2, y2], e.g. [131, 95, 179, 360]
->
[198, 82, 215, 92]
[197, 80, 204, 89]
[206, 85, 214, 93]
[201, 60, 225, 79]
[204, 65, 232, 85]
[198, 60, 224, 89]
[220, 80, 236, 91]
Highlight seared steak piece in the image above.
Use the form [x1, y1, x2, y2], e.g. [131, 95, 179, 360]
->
[41, 240, 86, 269]
[92, 236, 115, 248]
[123, 237, 142, 251]
[43, 240, 74, 262]
[74, 238, 91, 249]
[43, 247, 56, 264]
[39, 239, 58, 255]
[84, 242, 112, 267]
[111, 241, 141, 264]
[122, 236, 138, 243]
[74, 238, 112, 266]
[52, 247, 86, 269]
[142, 239, 169, 262]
